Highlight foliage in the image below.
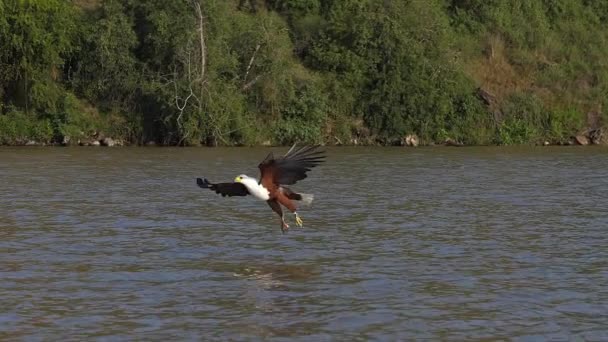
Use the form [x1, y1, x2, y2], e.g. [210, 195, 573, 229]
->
[0, 108, 53, 145]
[0, 0, 78, 113]
[1, 0, 607, 145]
[547, 108, 584, 143]
[70, 0, 139, 110]
[273, 82, 327, 145]
[495, 93, 545, 145]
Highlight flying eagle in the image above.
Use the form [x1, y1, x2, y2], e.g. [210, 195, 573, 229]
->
[196, 145, 325, 232]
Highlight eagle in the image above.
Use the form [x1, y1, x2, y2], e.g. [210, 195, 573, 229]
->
[196, 145, 325, 233]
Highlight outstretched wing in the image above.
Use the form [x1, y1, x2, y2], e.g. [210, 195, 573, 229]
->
[258, 144, 325, 188]
[196, 178, 249, 197]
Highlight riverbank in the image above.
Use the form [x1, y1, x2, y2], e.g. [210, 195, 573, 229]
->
[4, 127, 606, 148]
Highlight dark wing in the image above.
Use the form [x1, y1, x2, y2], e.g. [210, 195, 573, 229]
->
[196, 178, 249, 197]
[258, 144, 325, 187]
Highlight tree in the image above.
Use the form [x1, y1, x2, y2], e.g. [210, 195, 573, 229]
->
[0, 0, 77, 114]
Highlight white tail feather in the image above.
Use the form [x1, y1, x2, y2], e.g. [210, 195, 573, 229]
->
[299, 193, 314, 206]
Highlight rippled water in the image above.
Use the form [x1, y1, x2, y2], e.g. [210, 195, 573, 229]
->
[1, 146, 607, 340]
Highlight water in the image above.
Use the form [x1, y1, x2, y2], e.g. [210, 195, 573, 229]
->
[1, 146, 607, 340]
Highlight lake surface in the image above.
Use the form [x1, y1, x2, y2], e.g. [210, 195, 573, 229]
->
[1, 146, 607, 340]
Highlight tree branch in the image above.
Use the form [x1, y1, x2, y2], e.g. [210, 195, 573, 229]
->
[193, 1, 206, 87]
[243, 43, 261, 84]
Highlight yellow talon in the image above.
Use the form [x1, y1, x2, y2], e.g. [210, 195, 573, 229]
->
[295, 213, 303, 227]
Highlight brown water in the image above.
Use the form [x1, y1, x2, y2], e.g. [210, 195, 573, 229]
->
[1, 146, 607, 340]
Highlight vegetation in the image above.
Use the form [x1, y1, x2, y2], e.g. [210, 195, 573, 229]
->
[1, 0, 607, 146]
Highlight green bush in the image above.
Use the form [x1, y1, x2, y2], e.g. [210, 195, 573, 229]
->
[496, 118, 539, 145]
[273, 85, 327, 145]
[545, 108, 584, 143]
[494, 93, 546, 145]
[0, 109, 53, 145]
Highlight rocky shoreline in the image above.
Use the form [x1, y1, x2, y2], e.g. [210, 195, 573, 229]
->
[5, 127, 607, 148]
[18, 136, 126, 147]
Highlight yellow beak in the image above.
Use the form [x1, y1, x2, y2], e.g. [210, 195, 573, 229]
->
[234, 176, 241, 182]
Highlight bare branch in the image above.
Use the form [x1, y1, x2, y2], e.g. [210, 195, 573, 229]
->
[176, 89, 194, 112]
[193, 0, 206, 86]
[243, 43, 261, 84]
[157, 1, 209, 145]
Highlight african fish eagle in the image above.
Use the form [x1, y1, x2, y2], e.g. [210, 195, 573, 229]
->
[196, 145, 325, 233]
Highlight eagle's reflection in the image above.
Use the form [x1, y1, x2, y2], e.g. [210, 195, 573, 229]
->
[233, 263, 319, 289]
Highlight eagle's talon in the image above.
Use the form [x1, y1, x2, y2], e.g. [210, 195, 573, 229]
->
[295, 214, 303, 227]
[281, 222, 290, 233]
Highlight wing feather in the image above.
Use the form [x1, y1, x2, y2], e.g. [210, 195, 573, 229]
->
[196, 178, 249, 197]
[258, 144, 325, 187]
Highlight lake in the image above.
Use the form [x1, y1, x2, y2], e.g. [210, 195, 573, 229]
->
[1, 146, 607, 340]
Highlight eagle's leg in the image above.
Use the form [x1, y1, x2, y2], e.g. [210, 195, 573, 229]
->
[276, 193, 302, 228]
[281, 217, 290, 232]
[267, 199, 289, 233]
[294, 212, 303, 227]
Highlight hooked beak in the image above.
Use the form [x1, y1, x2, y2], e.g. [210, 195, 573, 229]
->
[234, 176, 241, 183]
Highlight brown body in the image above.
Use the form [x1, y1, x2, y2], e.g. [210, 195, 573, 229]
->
[265, 185, 301, 231]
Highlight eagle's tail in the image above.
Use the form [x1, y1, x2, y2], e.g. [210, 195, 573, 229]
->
[298, 193, 314, 206]
[282, 187, 314, 206]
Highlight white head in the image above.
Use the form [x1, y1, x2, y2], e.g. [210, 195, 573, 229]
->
[234, 174, 260, 189]
[234, 174, 254, 183]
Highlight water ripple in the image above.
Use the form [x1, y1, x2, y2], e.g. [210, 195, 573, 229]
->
[1, 146, 607, 340]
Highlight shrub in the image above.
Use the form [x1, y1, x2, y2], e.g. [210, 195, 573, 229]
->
[0, 109, 53, 145]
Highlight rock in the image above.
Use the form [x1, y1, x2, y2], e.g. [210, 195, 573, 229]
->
[445, 138, 464, 147]
[589, 128, 607, 145]
[403, 134, 419, 147]
[543, 141, 550, 146]
[25, 140, 38, 146]
[101, 137, 115, 147]
[80, 138, 100, 146]
[261, 140, 272, 146]
[574, 135, 589, 145]
[62, 136, 71, 146]
[476, 87, 496, 106]
[145, 141, 156, 146]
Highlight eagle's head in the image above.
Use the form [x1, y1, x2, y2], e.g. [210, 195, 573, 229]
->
[234, 174, 252, 183]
